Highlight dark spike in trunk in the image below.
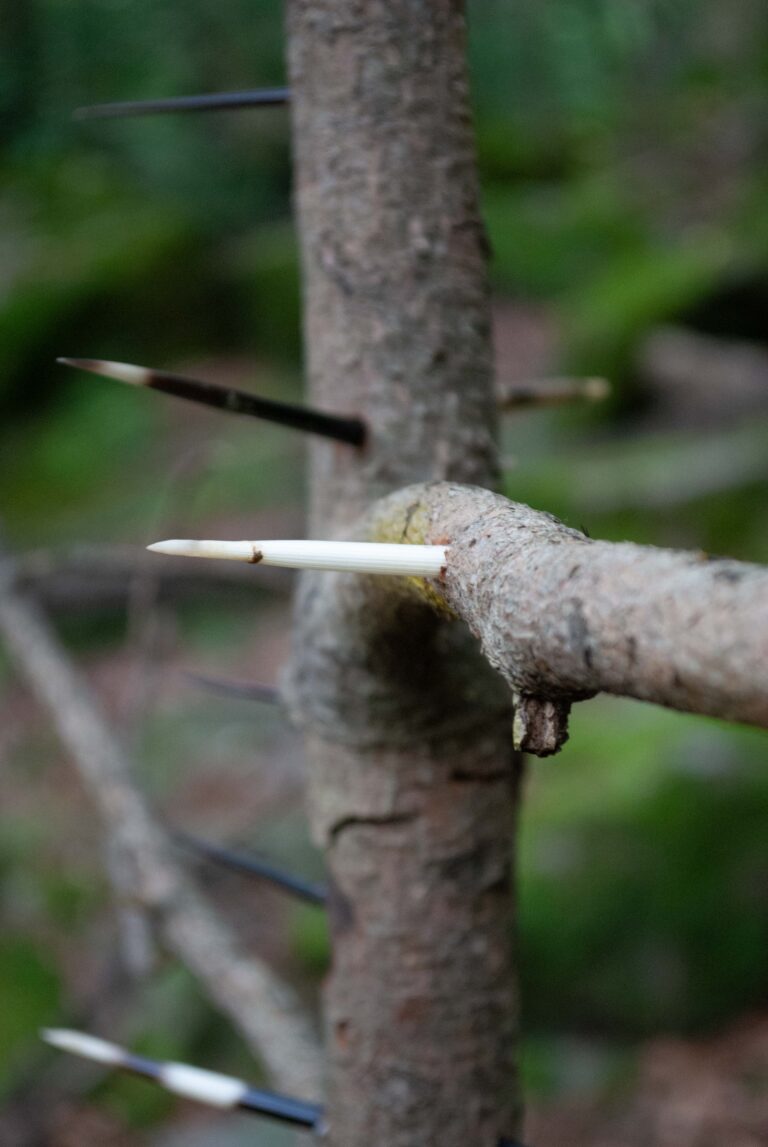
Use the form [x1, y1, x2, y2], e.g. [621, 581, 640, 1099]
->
[176, 832, 328, 906]
[74, 88, 290, 120]
[42, 1030, 322, 1127]
[58, 358, 366, 445]
[184, 672, 282, 705]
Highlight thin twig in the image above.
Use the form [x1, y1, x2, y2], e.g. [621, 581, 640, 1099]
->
[498, 377, 609, 410]
[0, 552, 323, 1097]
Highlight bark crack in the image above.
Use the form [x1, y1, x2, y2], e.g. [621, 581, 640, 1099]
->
[329, 811, 418, 843]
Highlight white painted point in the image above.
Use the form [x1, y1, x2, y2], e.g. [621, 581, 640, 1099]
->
[84, 359, 151, 385]
[58, 357, 150, 385]
[147, 539, 448, 578]
[41, 1028, 124, 1067]
[160, 1062, 247, 1108]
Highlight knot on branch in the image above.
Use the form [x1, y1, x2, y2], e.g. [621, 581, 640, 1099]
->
[512, 694, 571, 756]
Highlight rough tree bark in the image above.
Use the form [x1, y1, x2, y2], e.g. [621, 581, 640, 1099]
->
[7, 2, 761, 1138]
[286, 3, 522, 1144]
[285, 4, 768, 1144]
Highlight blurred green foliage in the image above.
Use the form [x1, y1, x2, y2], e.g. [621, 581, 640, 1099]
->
[291, 902, 331, 976]
[0, 938, 60, 1093]
[519, 705, 768, 1035]
[1, 0, 767, 1126]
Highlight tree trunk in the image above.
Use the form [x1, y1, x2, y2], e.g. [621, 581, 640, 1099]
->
[286, 2, 522, 1143]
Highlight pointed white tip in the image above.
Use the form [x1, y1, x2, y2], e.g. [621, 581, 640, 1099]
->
[41, 1028, 124, 1066]
[89, 359, 151, 385]
[59, 358, 151, 385]
[147, 539, 259, 561]
[161, 1063, 246, 1107]
[147, 539, 448, 577]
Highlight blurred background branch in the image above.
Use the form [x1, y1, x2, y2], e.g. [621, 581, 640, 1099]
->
[0, 547, 322, 1099]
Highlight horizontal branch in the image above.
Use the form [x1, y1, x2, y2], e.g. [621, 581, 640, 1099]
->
[365, 483, 768, 751]
[0, 557, 323, 1096]
[151, 483, 767, 754]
